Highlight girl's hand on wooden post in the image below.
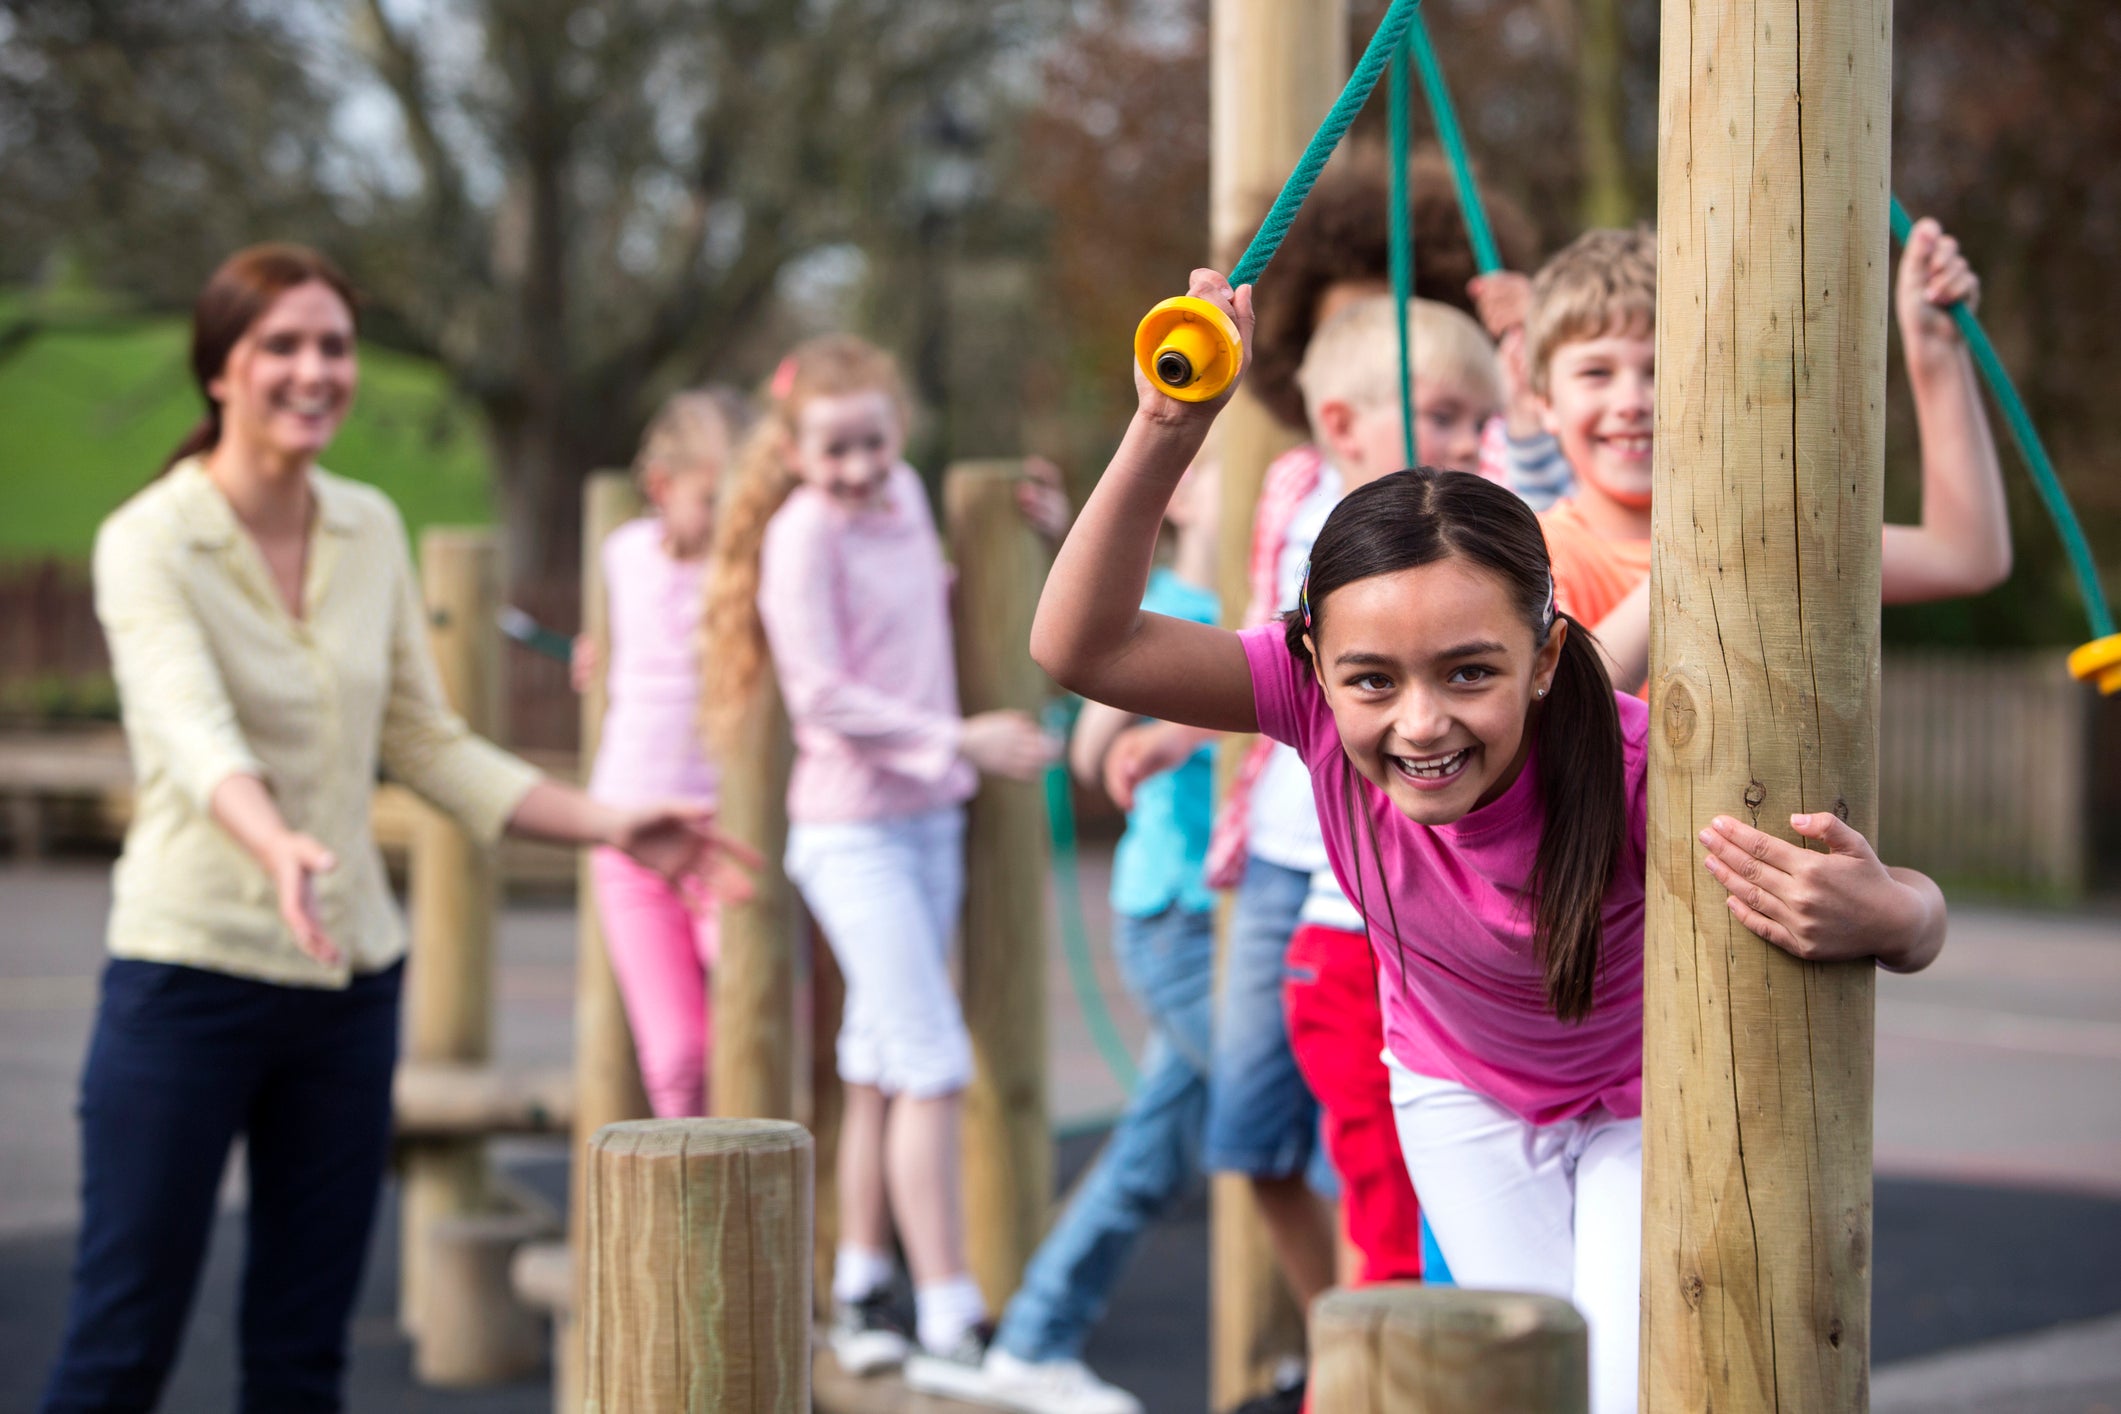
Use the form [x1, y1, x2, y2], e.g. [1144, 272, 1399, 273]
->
[270, 833, 341, 967]
[960, 710, 1061, 782]
[1014, 457, 1073, 545]
[1698, 812, 1945, 972]
[611, 803, 763, 902]
[569, 633, 599, 694]
[1136, 270, 1255, 426]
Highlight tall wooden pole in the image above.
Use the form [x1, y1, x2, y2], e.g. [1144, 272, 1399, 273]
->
[1310, 1285, 1587, 1413]
[584, 1119, 813, 1412]
[1209, 2, 1346, 1406]
[565, 474, 654, 1412]
[1644, 0, 1890, 1409]
[401, 528, 504, 1338]
[945, 461, 1052, 1311]
[710, 677, 797, 1120]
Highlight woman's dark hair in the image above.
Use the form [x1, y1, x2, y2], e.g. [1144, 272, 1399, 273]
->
[1241, 146, 1540, 432]
[1285, 468, 1624, 1022]
[160, 243, 361, 474]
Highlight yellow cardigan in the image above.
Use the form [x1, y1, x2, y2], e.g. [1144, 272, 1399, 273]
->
[93, 459, 541, 987]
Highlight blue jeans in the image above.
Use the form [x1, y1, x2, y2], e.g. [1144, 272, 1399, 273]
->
[993, 904, 1215, 1363]
[1201, 856, 1333, 1191]
[41, 959, 402, 1414]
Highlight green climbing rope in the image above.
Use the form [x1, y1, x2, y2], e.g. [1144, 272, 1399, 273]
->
[1228, 0, 1424, 289]
[1390, 29, 1417, 469]
[1042, 703, 1142, 1095]
[1406, 4, 1502, 276]
[1890, 197, 2115, 641]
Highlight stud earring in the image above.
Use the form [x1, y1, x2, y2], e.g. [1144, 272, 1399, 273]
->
[1535, 686, 1548, 699]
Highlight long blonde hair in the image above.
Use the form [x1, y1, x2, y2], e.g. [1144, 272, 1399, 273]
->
[699, 334, 910, 754]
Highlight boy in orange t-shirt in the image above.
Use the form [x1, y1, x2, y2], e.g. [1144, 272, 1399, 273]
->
[1514, 223, 2011, 690]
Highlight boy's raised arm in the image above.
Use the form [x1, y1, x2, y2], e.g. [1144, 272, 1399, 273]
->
[1031, 270, 1260, 734]
[1880, 218, 2013, 604]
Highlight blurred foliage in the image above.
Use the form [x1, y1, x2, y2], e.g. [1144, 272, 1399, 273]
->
[0, 671, 118, 725]
[0, 0, 2114, 644]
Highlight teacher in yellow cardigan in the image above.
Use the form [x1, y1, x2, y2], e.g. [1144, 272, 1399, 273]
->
[39, 243, 755, 1414]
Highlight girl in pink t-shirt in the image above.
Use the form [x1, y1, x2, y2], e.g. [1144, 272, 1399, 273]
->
[1032, 270, 1949, 1414]
[700, 335, 1056, 1391]
[577, 390, 746, 1119]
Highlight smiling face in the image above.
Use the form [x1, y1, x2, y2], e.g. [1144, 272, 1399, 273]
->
[1537, 324, 1655, 515]
[789, 389, 902, 511]
[1304, 554, 1563, 826]
[209, 280, 358, 466]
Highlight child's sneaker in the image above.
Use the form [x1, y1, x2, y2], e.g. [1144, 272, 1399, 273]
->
[901, 1320, 1000, 1401]
[830, 1290, 911, 1376]
[947, 1347, 1146, 1414]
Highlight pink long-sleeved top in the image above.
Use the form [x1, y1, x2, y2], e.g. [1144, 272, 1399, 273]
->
[757, 464, 976, 824]
[586, 517, 719, 809]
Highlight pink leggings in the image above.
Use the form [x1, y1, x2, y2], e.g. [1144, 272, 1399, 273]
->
[590, 848, 718, 1118]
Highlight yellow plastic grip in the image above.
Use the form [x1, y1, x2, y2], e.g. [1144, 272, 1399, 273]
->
[1135, 296, 1242, 403]
[2067, 633, 2121, 696]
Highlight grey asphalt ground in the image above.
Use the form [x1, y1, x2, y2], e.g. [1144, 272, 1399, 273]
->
[2, 860, 2117, 1412]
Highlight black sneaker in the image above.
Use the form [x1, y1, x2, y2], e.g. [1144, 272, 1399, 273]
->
[830, 1289, 911, 1376]
[1226, 1374, 1306, 1414]
[903, 1320, 999, 1401]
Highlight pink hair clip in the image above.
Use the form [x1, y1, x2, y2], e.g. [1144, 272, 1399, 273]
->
[769, 354, 799, 402]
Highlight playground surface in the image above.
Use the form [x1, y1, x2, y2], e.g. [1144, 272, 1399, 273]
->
[2, 859, 2118, 1411]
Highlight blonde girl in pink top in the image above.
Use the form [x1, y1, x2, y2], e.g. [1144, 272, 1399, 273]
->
[1031, 271, 1950, 1414]
[577, 390, 748, 1118]
[702, 335, 1054, 1392]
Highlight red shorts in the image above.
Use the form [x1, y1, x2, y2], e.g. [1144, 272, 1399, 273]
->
[1283, 923, 1422, 1285]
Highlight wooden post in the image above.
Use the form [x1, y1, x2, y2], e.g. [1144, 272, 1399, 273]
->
[710, 674, 797, 1120]
[1644, 0, 1890, 1408]
[565, 473, 654, 1412]
[401, 528, 504, 1338]
[584, 1119, 813, 1412]
[944, 461, 1052, 1311]
[806, 927, 846, 1322]
[417, 1210, 553, 1387]
[1310, 1285, 1587, 1412]
[1209, 1, 1346, 1405]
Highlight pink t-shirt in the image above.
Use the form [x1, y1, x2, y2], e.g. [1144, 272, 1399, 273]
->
[1240, 624, 1649, 1126]
[587, 517, 719, 808]
[758, 464, 977, 825]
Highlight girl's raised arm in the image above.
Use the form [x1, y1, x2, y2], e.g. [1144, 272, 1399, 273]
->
[1031, 271, 1259, 733]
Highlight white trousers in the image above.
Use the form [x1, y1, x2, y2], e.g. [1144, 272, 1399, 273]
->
[786, 806, 973, 1098]
[1386, 1054, 1642, 1414]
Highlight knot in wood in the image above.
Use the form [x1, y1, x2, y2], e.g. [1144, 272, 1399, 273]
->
[1681, 1271, 1706, 1310]
[1743, 779, 1767, 818]
[1662, 683, 1698, 748]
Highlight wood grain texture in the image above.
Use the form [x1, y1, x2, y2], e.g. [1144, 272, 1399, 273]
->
[402, 528, 503, 1340]
[1311, 1284, 1587, 1413]
[711, 669, 797, 1120]
[417, 1210, 552, 1387]
[944, 462, 1052, 1311]
[1207, 2, 1347, 1403]
[566, 473, 654, 1412]
[1645, 0, 1890, 1408]
[584, 1119, 814, 1413]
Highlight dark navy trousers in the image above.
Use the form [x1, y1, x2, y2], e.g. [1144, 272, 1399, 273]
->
[40, 958, 403, 1414]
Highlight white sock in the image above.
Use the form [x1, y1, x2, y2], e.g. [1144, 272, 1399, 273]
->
[833, 1244, 896, 1305]
[915, 1273, 988, 1353]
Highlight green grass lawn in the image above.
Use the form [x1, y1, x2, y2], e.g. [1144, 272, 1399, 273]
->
[0, 293, 494, 564]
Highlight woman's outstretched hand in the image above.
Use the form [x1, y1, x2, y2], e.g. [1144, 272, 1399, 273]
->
[1136, 269, 1256, 424]
[269, 832, 341, 967]
[1699, 812, 1946, 973]
[611, 803, 764, 904]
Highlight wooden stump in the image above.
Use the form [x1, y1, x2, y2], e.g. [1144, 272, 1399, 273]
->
[401, 528, 503, 1339]
[1310, 1284, 1587, 1413]
[1207, 1, 1348, 1403]
[944, 462, 1053, 1310]
[584, 1119, 814, 1413]
[1645, 0, 1889, 1408]
[417, 1210, 554, 1387]
[711, 673, 797, 1120]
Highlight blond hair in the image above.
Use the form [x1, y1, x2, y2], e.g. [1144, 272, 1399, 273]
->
[1525, 227, 1656, 395]
[632, 387, 749, 491]
[698, 335, 910, 755]
[1296, 295, 1504, 433]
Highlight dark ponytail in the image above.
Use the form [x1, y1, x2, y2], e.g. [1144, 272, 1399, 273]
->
[159, 243, 360, 476]
[1286, 467, 1625, 1022]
